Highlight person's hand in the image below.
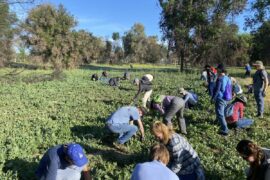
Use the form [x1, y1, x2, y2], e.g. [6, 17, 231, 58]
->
[262, 91, 266, 97]
[140, 135, 145, 142]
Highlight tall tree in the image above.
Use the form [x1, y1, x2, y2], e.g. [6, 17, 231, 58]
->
[159, 0, 247, 71]
[250, 21, 270, 65]
[22, 4, 77, 70]
[0, 0, 17, 67]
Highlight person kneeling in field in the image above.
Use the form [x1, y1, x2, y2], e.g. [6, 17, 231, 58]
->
[236, 139, 270, 180]
[106, 106, 145, 150]
[179, 88, 198, 109]
[131, 143, 179, 180]
[225, 95, 253, 129]
[35, 143, 91, 180]
[152, 122, 205, 180]
[151, 94, 187, 134]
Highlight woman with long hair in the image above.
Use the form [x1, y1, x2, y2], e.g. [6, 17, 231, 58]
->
[151, 121, 205, 180]
[236, 140, 270, 180]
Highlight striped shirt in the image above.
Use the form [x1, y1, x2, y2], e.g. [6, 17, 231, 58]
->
[166, 133, 201, 175]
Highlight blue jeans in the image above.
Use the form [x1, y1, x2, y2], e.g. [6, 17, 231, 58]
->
[254, 90, 264, 115]
[235, 118, 253, 128]
[215, 98, 228, 134]
[208, 82, 215, 97]
[107, 123, 138, 144]
[179, 172, 196, 180]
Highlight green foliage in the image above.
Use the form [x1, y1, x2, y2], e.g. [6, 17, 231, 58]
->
[0, 66, 269, 179]
[250, 20, 270, 65]
[122, 23, 166, 64]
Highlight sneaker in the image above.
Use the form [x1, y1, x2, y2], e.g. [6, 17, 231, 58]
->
[218, 131, 229, 136]
[113, 142, 128, 153]
[256, 114, 264, 119]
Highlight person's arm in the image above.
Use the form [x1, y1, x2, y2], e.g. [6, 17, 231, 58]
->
[44, 157, 59, 180]
[82, 165, 92, 180]
[133, 83, 142, 102]
[137, 119, 145, 138]
[263, 74, 268, 93]
[153, 103, 165, 115]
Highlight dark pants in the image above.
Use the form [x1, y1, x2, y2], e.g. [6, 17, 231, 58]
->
[164, 97, 187, 134]
[245, 71, 251, 78]
[208, 82, 215, 97]
[254, 90, 264, 115]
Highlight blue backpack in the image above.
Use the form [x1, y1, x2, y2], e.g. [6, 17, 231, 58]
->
[225, 103, 234, 118]
[223, 77, 232, 101]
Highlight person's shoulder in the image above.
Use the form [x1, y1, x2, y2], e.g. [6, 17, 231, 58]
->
[47, 145, 62, 159]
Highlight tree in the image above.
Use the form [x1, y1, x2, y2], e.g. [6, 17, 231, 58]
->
[246, 0, 270, 28]
[122, 23, 146, 62]
[250, 21, 270, 65]
[0, 0, 17, 67]
[158, 0, 247, 71]
[22, 4, 77, 70]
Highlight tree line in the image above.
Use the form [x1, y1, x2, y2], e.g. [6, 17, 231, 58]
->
[0, 0, 270, 71]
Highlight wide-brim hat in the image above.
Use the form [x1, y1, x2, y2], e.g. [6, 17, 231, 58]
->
[235, 95, 247, 105]
[253, 61, 263, 66]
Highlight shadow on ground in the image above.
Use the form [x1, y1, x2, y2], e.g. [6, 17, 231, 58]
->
[3, 158, 38, 180]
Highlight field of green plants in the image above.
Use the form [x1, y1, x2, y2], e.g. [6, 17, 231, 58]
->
[0, 64, 269, 180]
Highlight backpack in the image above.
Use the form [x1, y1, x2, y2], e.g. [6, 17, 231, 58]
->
[225, 103, 234, 118]
[223, 76, 233, 101]
[210, 66, 217, 75]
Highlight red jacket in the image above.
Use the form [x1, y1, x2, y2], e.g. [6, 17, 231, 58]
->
[226, 102, 244, 124]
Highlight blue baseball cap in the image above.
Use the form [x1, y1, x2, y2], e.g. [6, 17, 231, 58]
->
[67, 143, 88, 167]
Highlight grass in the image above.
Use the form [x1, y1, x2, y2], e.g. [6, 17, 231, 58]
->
[0, 65, 269, 180]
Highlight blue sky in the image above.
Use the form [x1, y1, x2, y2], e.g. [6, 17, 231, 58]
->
[13, 0, 254, 39]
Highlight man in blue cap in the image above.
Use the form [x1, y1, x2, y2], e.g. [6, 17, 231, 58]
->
[36, 143, 91, 180]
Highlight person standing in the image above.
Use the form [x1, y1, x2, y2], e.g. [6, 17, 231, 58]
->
[212, 68, 232, 136]
[245, 63, 251, 78]
[252, 61, 268, 118]
[131, 143, 179, 180]
[205, 65, 217, 97]
[134, 74, 153, 108]
[236, 140, 270, 180]
[35, 143, 91, 180]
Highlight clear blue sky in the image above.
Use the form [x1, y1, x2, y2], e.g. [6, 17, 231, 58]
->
[42, 0, 163, 39]
[14, 0, 255, 39]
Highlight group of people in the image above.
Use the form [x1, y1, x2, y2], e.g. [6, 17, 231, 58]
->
[35, 62, 269, 180]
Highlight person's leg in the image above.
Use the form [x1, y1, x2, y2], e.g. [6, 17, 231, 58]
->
[209, 82, 215, 97]
[107, 123, 138, 144]
[177, 106, 187, 134]
[117, 124, 138, 144]
[142, 89, 152, 107]
[236, 118, 254, 128]
[215, 98, 229, 134]
[254, 91, 264, 116]
[164, 97, 186, 133]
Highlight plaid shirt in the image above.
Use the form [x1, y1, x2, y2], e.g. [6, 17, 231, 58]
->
[166, 133, 201, 175]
